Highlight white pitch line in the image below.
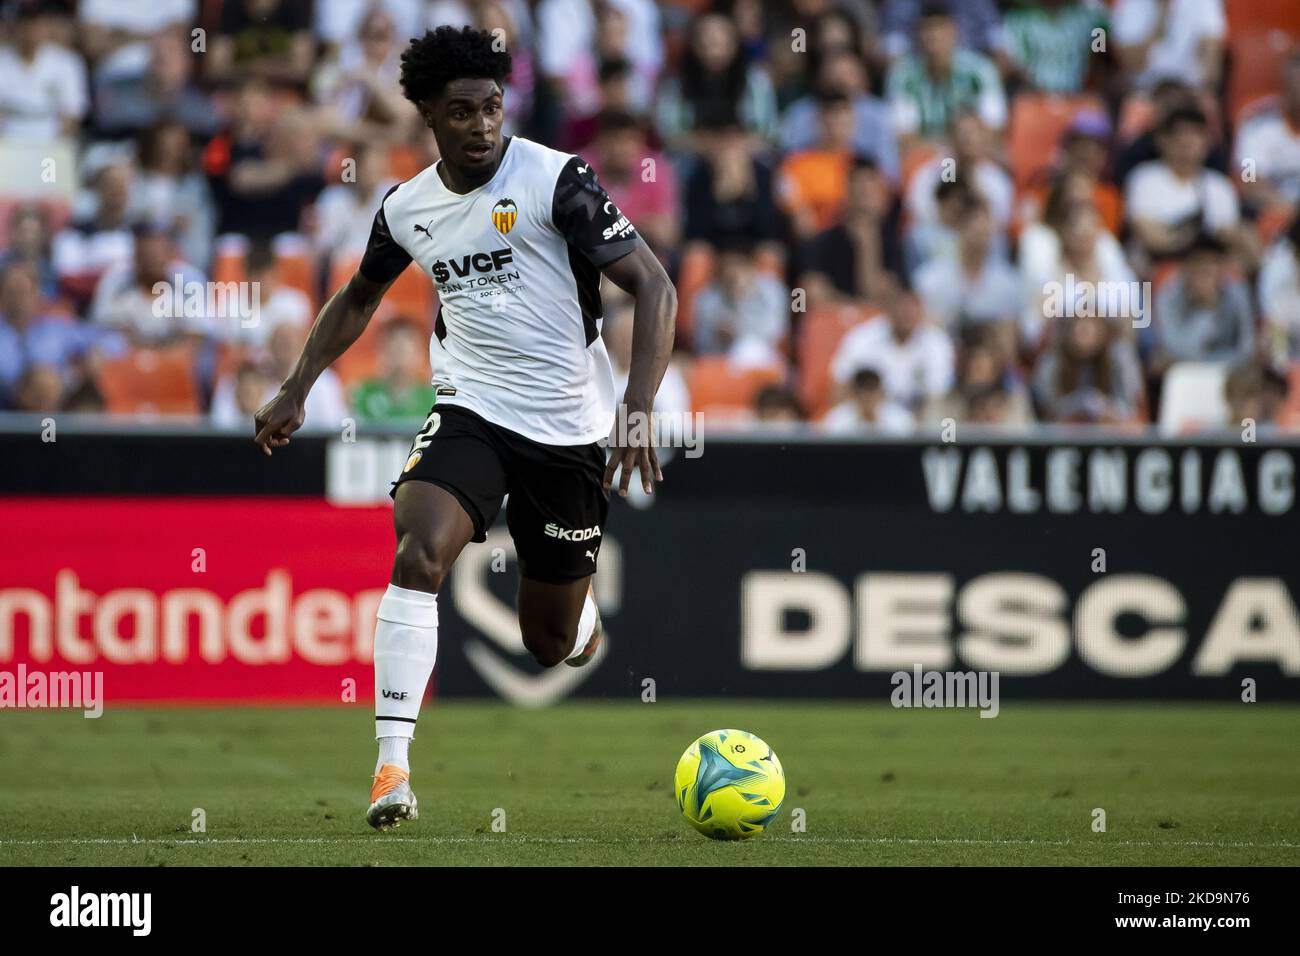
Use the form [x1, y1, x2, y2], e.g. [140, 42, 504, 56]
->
[0, 836, 1296, 850]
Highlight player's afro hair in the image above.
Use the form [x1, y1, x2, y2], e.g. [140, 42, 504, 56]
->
[399, 26, 513, 106]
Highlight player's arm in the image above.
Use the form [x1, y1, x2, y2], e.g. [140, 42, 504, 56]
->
[253, 271, 397, 455]
[255, 187, 412, 455]
[552, 156, 678, 496]
[601, 241, 677, 496]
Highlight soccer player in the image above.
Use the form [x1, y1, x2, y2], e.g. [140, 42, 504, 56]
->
[252, 26, 677, 830]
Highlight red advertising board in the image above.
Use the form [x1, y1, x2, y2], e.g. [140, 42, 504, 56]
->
[0, 498, 397, 703]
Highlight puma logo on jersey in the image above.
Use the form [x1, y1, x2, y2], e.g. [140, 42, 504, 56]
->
[544, 522, 602, 541]
[585, 549, 598, 562]
[413, 221, 433, 239]
[432, 248, 515, 283]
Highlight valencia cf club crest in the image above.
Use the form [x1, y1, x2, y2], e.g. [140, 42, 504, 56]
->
[491, 199, 518, 235]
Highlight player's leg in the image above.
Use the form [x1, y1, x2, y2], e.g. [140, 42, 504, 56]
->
[516, 575, 601, 667]
[368, 481, 475, 830]
[376, 479, 476, 741]
[506, 439, 609, 668]
[369, 407, 507, 830]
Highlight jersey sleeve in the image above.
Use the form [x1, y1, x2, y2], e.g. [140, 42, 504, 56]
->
[358, 185, 413, 284]
[551, 155, 639, 268]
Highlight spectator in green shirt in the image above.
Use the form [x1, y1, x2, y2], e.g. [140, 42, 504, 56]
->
[886, 1, 1006, 146]
[352, 317, 435, 423]
[1003, 0, 1108, 96]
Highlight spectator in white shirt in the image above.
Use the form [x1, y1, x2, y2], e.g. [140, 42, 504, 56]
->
[313, 143, 399, 262]
[602, 294, 692, 447]
[914, 199, 1020, 349]
[1257, 216, 1300, 363]
[232, 241, 314, 347]
[906, 110, 1013, 233]
[52, 158, 139, 297]
[830, 284, 955, 412]
[1125, 107, 1248, 266]
[262, 319, 350, 431]
[209, 358, 276, 429]
[0, 3, 88, 140]
[1113, 0, 1225, 93]
[1023, 200, 1142, 351]
[692, 235, 790, 359]
[79, 0, 196, 83]
[922, 325, 1036, 429]
[1234, 53, 1300, 216]
[822, 367, 915, 435]
[90, 222, 208, 345]
[210, 320, 349, 432]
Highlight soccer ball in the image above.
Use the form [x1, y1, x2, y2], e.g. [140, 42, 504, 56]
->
[674, 729, 785, 840]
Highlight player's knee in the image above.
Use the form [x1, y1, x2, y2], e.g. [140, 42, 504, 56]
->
[520, 621, 571, 668]
[392, 532, 452, 593]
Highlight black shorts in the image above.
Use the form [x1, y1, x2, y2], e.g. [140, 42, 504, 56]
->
[391, 404, 609, 583]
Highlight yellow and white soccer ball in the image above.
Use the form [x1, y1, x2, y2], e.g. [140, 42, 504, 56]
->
[674, 729, 785, 840]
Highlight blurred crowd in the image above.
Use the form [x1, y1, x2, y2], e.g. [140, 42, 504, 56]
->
[1, 0, 1299, 436]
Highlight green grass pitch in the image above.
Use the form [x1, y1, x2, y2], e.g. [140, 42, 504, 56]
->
[1, 701, 1297, 866]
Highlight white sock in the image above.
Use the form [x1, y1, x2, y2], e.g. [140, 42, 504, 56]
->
[374, 584, 438, 751]
[565, 591, 599, 662]
[376, 736, 410, 773]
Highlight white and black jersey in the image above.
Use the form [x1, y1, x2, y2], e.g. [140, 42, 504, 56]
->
[359, 135, 639, 445]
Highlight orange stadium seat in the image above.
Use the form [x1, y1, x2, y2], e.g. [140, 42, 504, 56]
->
[1279, 362, 1300, 430]
[97, 346, 200, 415]
[275, 249, 314, 303]
[325, 253, 429, 386]
[797, 303, 881, 419]
[1228, 29, 1296, 124]
[687, 356, 785, 423]
[388, 144, 425, 181]
[330, 253, 433, 326]
[1226, 0, 1300, 36]
[899, 141, 940, 199]
[674, 244, 715, 345]
[330, 321, 383, 387]
[211, 248, 246, 286]
[1007, 93, 1106, 193]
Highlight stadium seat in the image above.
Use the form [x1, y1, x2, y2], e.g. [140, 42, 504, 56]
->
[674, 244, 715, 346]
[388, 144, 425, 181]
[0, 196, 73, 248]
[1227, 29, 1296, 123]
[1277, 362, 1300, 430]
[1007, 93, 1106, 193]
[899, 142, 940, 199]
[97, 345, 200, 416]
[1157, 362, 1230, 435]
[330, 320, 383, 387]
[330, 253, 432, 326]
[797, 303, 882, 419]
[274, 248, 315, 304]
[211, 247, 247, 286]
[1226, 0, 1300, 38]
[1115, 93, 1156, 145]
[686, 356, 785, 423]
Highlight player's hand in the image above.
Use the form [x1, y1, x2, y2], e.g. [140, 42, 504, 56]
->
[603, 406, 663, 497]
[253, 387, 307, 456]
